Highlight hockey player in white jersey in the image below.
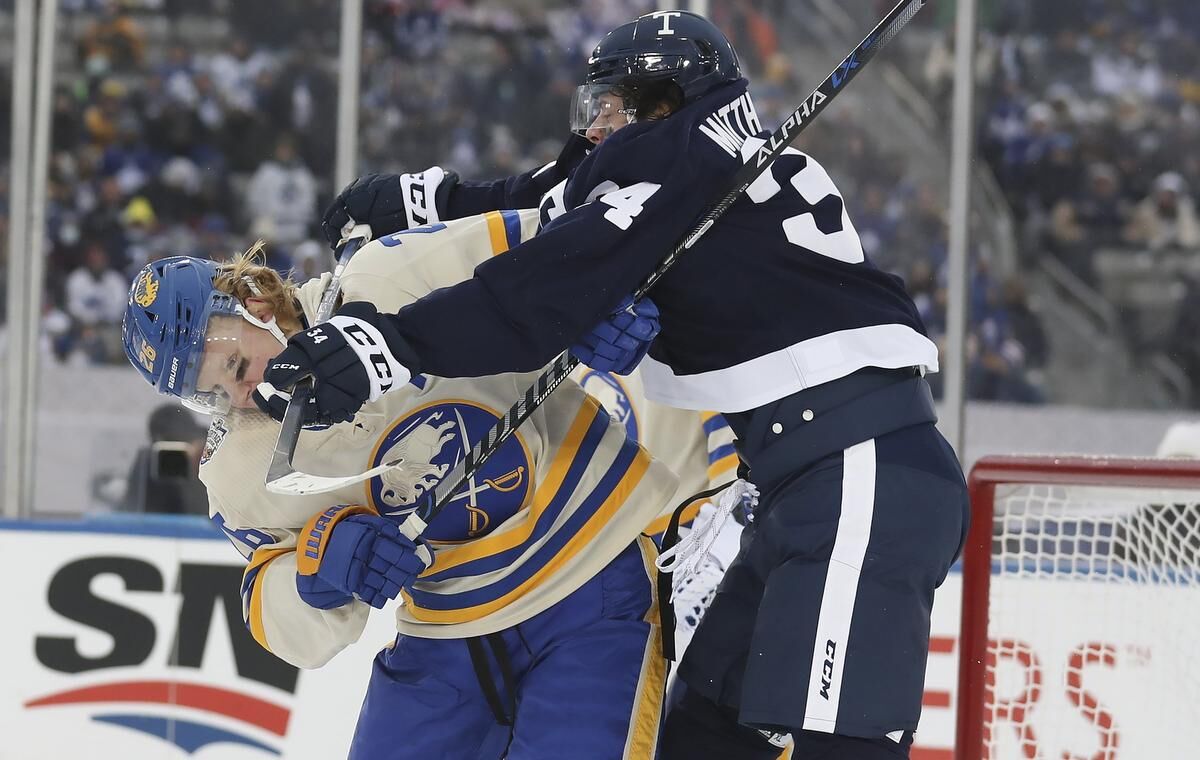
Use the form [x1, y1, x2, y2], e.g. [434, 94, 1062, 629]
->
[120, 210, 736, 759]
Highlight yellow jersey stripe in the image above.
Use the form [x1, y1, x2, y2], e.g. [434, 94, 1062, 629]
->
[403, 447, 652, 623]
[246, 549, 291, 651]
[642, 497, 705, 537]
[246, 546, 292, 573]
[485, 211, 510, 255]
[624, 536, 667, 759]
[707, 453, 739, 482]
[425, 398, 601, 574]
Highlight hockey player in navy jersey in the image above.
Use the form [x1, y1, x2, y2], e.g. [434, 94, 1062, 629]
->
[260, 11, 970, 759]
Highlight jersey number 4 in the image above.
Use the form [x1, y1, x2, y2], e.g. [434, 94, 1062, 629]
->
[540, 179, 662, 232]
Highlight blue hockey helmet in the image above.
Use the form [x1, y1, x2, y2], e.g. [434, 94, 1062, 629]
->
[571, 11, 741, 135]
[122, 255, 248, 414]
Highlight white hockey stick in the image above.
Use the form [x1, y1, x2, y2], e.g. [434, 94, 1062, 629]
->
[263, 224, 403, 496]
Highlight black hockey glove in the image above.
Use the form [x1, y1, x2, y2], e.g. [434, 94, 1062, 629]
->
[320, 168, 458, 247]
[253, 302, 417, 425]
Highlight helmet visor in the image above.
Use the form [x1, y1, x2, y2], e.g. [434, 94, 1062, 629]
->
[181, 310, 278, 415]
[570, 84, 636, 136]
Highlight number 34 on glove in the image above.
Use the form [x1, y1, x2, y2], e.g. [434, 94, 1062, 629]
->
[253, 302, 416, 426]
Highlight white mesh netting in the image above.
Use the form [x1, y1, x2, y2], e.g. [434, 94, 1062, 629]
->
[980, 482, 1200, 760]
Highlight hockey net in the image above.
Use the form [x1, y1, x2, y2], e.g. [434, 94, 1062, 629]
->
[956, 456, 1200, 760]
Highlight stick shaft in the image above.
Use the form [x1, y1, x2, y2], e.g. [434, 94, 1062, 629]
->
[405, 0, 926, 531]
[266, 225, 372, 486]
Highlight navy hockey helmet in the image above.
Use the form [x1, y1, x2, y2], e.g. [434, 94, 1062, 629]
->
[570, 11, 741, 136]
[588, 11, 741, 102]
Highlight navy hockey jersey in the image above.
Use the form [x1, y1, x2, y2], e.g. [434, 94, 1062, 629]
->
[385, 79, 937, 413]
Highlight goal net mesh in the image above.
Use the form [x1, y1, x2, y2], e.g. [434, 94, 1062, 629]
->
[978, 480, 1200, 759]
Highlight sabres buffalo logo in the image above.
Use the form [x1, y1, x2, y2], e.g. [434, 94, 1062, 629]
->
[578, 370, 639, 442]
[368, 400, 532, 541]
[132, 271, 159, 307]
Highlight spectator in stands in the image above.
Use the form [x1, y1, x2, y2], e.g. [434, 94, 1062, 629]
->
[205, 36, 274, 113]
[78, 0, 146, 74]
[82, 78, 128, 148]
[1000, 276, 1047, 373]
[246, 134, 317, 256]
[1091, 30, 1163, 100]
[65, 243, 127, 362]
[1125, 171, 1200, 251]
[120, 195, 158, 272]
[1025, 133, 1081, 214]
[854, 182, 901, 274]
[1045, 197, 1092, 280]
[1073, 163, 1130, 250]
[81, 176, 131, 271]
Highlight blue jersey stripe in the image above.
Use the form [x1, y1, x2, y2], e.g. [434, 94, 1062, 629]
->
[409, 434, 642, 611]
[708, 443, 737, 464]
[420, 408, 611, 583]
[702, 414, 729, 437]
[500, 209, 523, 249]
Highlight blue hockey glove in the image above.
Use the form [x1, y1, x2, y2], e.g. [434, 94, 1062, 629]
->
[572, 296, 661, 375]
[321, 168, 457, 247]
[253, 302, 416, 425]
[295, 506, 433, 610]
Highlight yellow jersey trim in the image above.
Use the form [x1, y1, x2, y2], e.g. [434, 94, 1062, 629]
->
[485, 211, 510, 255]
[423, 397, 600, 575]
[402, 446, 652, 623]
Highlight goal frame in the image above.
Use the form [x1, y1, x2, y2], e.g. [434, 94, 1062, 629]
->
[955, 454, 1200, 760]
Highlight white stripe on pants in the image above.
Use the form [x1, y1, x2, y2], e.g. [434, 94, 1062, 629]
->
[801, 438, 877, 733]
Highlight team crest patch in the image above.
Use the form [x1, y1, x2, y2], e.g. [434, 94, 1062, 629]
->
[132, 270, 159, 307]
[200, 416, 229, 465]
[369, 400, 532, 541]
[579, 370, 639, 442]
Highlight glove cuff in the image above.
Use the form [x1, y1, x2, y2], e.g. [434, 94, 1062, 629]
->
[296, 504, 376, 577]
[398, 167, 448, 228]
[338, 301, 423, 374]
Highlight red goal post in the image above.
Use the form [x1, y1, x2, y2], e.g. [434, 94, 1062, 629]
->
[955, 455, 1200, 760]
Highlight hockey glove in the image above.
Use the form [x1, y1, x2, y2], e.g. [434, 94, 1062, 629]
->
[253, 302, 416, 426]
[296, 506, 433, 610]
[321, 168, 457, 247]
[572, 296, 661, 375]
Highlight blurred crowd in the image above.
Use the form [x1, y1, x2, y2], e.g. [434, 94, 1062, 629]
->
[0, 0, 342, 365]
[919, 0, 1200, 399]
[0, 0, 1097, 406]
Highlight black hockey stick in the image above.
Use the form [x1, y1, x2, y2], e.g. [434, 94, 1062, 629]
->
[391, 0, 927, 539]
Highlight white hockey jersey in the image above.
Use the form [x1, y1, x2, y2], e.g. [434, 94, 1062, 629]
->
[203, 210, 732, 670]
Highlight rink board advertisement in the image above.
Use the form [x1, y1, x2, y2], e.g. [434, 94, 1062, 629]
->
[0, 518, 1191, 759]
[0, 518, 401, 760]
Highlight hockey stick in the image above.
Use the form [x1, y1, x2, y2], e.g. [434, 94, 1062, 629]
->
[378, 0, 929, 538]
[262, 224, 403, 495]
[264, 0, 925, 512]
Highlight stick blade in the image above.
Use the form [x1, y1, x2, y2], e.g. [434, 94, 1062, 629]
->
[265, 458, 406, 496]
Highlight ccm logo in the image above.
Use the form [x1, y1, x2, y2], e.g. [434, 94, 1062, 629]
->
[819, 639, 837, 699]
[275, 364, 302, 371]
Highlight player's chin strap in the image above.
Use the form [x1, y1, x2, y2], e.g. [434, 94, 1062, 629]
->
[653, 478, 758, 661]
[239, 276, 289, 346]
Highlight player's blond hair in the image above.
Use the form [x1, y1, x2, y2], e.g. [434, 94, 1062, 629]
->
[212, 241, 306, 335]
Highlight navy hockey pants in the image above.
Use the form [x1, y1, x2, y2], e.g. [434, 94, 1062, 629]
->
[672, 422, 969, 748]
[349, 538, 667, 760]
